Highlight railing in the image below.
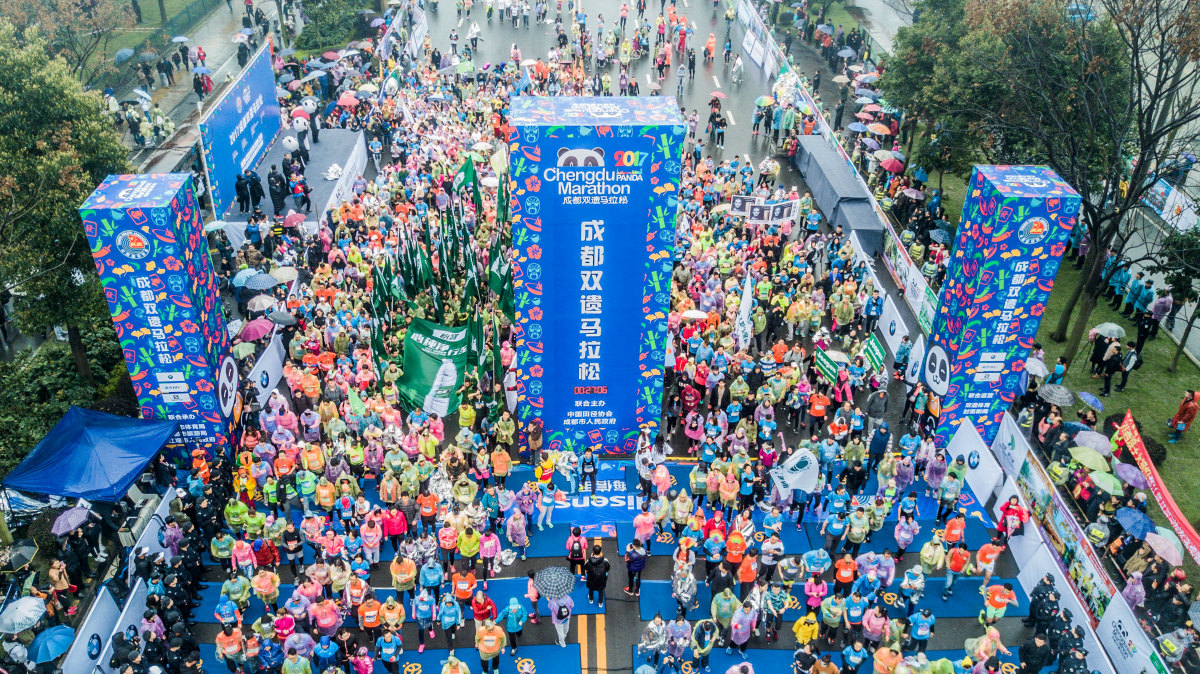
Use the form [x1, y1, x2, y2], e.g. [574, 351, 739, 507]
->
[93, 0, 227, 94]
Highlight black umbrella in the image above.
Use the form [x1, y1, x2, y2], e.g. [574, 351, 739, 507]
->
[0, 539, 38, 573]
[533, 566, 575, 599]
[268, 310, 297, 326]
[929, 229, 951, 245]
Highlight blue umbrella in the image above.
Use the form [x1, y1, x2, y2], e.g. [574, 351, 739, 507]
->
[194, 66, 211, 75]
[855, 88, 880, 99]
[860, 138, 880, 150]
[913, 168, 929, 182]
[847, 122, 868, 133]
[817, 24, 834, 35]
[837, 47, 857, 59]
[232, 269, 258, 287]
[114, 48, 134, 64]
[30, 625, 75, 663]
[858, 74, 879, 84]
[855, 96, 875, 105]
[892, 149, 906, 162]
[278, 73, 295, 84]
[1078, 391, 1105, 411]
[1115, 508, 1156, 540]
[240, 27, 255, 35]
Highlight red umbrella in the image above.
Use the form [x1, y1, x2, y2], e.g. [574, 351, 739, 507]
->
[880, 158, 905, 173]
[286, 80, 302, 91]
[283, 212, 306, 228]
[290, 108, 310, 119]
[710, 91, 727, 98]
[322, 51, 339, 60]
[868, 122, 892, 135]
[855, 112, 873, 121]
[862, 104, 882, 113]
[337, 93, 359, 107]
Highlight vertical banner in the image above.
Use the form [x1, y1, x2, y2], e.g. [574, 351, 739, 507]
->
[926, 166, 1081, 446]
[199, 45, 282, 218]
[248, 334, 286, 406]
[80, 174, 238, 457]
[508, 97, 684, 454]
[1113, 410, 1200, 565]
[1096, 593, 1170, 674]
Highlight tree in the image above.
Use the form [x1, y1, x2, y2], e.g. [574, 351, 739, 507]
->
[1148, 227, 1200, 372]
[0, 0, 137, 89]
[295, 0, 368, 52]
[883, 0, 1200, 363]
[0, 22, 130, 386]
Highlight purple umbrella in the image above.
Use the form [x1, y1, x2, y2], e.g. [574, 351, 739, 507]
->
[240, 317, 275, 341]
[860, 138, 880, 150]
[51, 507, 92, 536]
[1114, 462, 1149, 489]
[370, 17, 385, 27]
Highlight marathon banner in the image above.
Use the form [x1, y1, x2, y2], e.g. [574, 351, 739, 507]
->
[80, 174, 238, 456]
[927, 166, 1081, 446]
[1114, 409, 1200, 565]
[508, 97, 684, 454]
[396, 317, 469, 418]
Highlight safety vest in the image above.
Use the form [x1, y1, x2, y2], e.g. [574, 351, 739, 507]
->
[302, 448, 325, 472]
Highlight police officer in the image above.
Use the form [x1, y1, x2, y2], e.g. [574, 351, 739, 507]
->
[1024, 574, 1056, 626]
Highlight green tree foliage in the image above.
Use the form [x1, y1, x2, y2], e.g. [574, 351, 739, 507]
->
[295, 0, 368, 52]
[1149, 228, 1200, 372]
[881, 0, 1200, 362]
[0, 22, 129, 386]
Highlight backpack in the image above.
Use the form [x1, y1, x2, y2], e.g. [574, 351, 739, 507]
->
[556, 604, 571, 620]
[571, 540, 583, 559]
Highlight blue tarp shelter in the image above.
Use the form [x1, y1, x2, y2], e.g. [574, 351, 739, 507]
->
[2, 407, 178, 502]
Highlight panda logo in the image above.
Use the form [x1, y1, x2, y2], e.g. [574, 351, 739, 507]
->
[924, 344, 951, 397]
[557, 147, 605, 167]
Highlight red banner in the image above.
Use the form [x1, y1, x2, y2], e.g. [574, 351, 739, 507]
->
[1113, 410, 1200, 566]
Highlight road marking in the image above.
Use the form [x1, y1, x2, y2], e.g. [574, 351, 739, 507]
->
[683, 0, 689, 6]
[580, 615, 590, 671]
[726, 110, 735, 125]
[595, 614, 607, 671]
[458, 18, 464, 27]
[691, 21, 697, 30]
[713, 75, 720, 87]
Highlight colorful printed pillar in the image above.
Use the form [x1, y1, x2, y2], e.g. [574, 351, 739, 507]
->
[80, 174, 239, 459]
[925, 166, 1081, 447]
[507, 97, 685, 454]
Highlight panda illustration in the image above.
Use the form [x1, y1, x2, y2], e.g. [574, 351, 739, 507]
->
[557, 147, 605, 167]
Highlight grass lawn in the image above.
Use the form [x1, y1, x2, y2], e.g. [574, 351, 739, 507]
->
[1037, 263, 1200, 577]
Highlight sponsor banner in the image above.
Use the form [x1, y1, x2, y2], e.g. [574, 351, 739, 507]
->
[80, 174, 237, 456]
[927, 166, 1081, 447]
[990, 410, 1030, 477]
[814, 347, 839, 383]
[1096, 591, 1170, 674]
[199, 45, 282, 217]
[397, 317, 469, 418]
[248, 334, 286, 406]
[1141, 177, 1198, 232]
[769, 447, 818, 493]
[508, 97, 684, 454]
[878, 296, 909, 357]
[1114, 409, 1200, 565]
[860, 334, 886, 372]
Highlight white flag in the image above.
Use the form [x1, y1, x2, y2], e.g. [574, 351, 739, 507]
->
[734, 273, 754, 350]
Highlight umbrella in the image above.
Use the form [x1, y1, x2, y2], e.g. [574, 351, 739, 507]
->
[278, 73, 295, 84]
[1039, 383, 1075, 406]
[824, 350, 850, 363]
[872, 149, 894, 161]
[456, 61, 476, 74]
[133, 88, 152, 100]
[323, 51, 340, 60]
[194, 66, 211, 75]
[337, 93, 360, 107]
[870, 123, 893, 136]
[1073, 430, 1112, 455]
[358, 82, 379, 93]
[892, 149, 907, 162]
[473, 141, 493, 152]
[280, 48, 296, 57]
[682, 309, 709, 320]
[710, 91, 727, 98]
[29, 625, 75, 663]
[1023, 357, 1049, 378]
[275, 86, 290, 98]
[171, 36, 190, 43]
[1069, 446, 1110, 472]
[832, 75, 851, 84]
[711, 203, 732, 214]
[1115, 507, 1156, 540]
[51, 507, 92, 536]
[271, 267, 298, 283]
[203, 221, 228, 233]
[847, 122, 868, 133]
[114, 48, 135, 64]
[232, 33, 248, 43]
[1146, 532, 1183, 566]
[1114, 462, 1149, 489]
[902, 188, 925, 200]
[371, 17, 385, 27]
[817, 24, 834, 35]
[855, 96, 875, 105]
[856, 112, 876, 122]
[858, 74, 880, 84]
[268, 310, 297, 326]
[240, 27, 254, 35]
[481, 176, 500, 188]
[283, 212, 306, 228]
[849, 64, 865, 72]
[1190, 600, 1200, 625]
[231, 268, 258, 287]
[913, 168, 929, 182]
[0, 597, 45, 633]
[300, 71, 325, 83]
[862, 104, 882, 113]
[755, 95, 775, 107]
[290, 108, 310, 120]
[138, 51, 160, 63]
[1092, 322, 1125, 338]
[247, 295, 276, 312]
[1090, 471, 1123, 495]
[880, 158, 905, 173]
[232, 342, 257, 359]
[1077, 391, 1105, 412]
[245, 273, 280, 291]
[532, 566, 575, 599]
[521, 59, 537, 66]
[837, 47, 857, 59]
[860, 138, 880, 150]
[855, 88, 880, 99]
[647, 81, 662, 91]
[929, 229, 952, 245]
[354, 91, 373, 100]
[240, 318, 275, 341]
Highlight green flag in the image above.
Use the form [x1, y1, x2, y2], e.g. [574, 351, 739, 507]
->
[396, 317, 470, 415]
[454, 156, 484, 211]
[348, 387, 367, 416]
[467, 312, 485, 375]
[487, 237, 509, 295]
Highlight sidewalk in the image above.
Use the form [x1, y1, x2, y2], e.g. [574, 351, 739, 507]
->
[124, 2, 282, 163]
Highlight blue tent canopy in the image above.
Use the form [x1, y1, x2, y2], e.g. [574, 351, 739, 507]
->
[2, 407, 178, 502]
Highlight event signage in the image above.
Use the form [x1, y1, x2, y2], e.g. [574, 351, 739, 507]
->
[1140, 178, 1198, 231]
[80, 174, 237, 456]
[926, 166, 1081, 446]
[1113, 409, 1200, 565]
[814, 347, 839, 383]
[508, 97, 684, 454]
[859, 335, 886, 372]
[199, 44, 282, 218]
[397, 317, 469, 417]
